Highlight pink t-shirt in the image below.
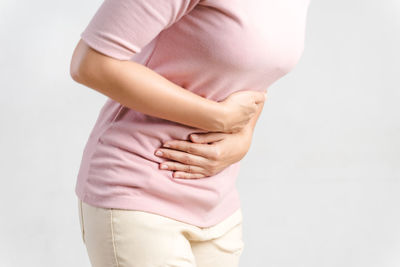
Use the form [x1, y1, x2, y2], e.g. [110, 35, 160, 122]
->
[75, 0, 311, 227]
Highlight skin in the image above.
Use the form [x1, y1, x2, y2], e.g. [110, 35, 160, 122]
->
[70, 40, 266, 134]
[154, 100, 265, 179]
[70, 40, 267, 179]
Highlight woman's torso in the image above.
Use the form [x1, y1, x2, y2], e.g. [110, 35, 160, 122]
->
[75, 0, 311, 227]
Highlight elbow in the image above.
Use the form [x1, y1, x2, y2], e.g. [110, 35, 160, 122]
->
[69, 51, 85, 84]
[69, 65, 82, 83]
[70, 57, 89, 85]
[69, 38, 123, 89]
[70, 67, 89, 85]
[69, 39, 96, 84]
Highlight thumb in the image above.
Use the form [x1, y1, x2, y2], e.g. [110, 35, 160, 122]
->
[190, 132, 226, 144]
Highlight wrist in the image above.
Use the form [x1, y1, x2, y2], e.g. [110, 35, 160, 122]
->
[209, 101, 229, 132]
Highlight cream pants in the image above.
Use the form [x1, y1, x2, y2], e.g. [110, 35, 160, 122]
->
[78, 199, 245, 267]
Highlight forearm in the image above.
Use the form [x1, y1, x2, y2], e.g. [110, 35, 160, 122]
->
[71, 41, 225, 132]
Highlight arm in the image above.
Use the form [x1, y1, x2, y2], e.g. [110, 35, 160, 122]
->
[154, 96, 266, 179]
[70, 40, 265, 133]
[70, 40, 223, 131]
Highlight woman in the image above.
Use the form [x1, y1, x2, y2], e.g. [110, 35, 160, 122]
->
[70, 0, 311, 266]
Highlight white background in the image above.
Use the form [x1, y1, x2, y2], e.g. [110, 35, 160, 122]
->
[0, 0, 399, 266]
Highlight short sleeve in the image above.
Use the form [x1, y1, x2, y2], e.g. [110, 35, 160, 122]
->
[80, 0, 201, 60]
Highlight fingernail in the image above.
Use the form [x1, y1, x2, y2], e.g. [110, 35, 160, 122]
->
[160, 164, 168, 169]
[191, 134, 198, 140]
[163, 143, 171, 148]
[155, 150, 163, 156]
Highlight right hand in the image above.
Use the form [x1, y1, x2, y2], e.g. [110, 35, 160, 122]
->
[219, 90, 266, 133]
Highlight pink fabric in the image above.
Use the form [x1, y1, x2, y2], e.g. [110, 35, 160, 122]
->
[75, 0, 311, 227]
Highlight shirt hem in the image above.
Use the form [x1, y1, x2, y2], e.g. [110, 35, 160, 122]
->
[75, 185, 241, 228]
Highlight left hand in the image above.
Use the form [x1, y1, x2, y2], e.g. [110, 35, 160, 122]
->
[154, 129, 253, 179]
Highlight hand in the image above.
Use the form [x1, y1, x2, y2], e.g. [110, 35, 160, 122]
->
[154, 129, 253, 179]
[218, 90, 266, 134]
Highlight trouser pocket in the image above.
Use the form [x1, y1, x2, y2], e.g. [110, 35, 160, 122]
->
[78, 199, 85, 244]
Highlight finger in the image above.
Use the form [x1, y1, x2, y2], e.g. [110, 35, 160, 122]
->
[160, 161, 206, 175]
[155, 147, 208, 166]
[161, 140, 220, 159]
[189, 132, 227, 144]
[173, 171, 207, 179]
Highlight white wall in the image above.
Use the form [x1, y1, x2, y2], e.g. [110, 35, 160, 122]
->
[0, 0, 398, 266]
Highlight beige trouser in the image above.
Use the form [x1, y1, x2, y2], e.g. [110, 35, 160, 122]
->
[78, 199, 245, 267]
